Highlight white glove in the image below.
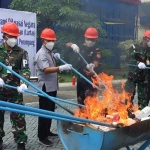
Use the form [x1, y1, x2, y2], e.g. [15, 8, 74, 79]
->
[54, 53, 60, 60]
[0, 78, 4, 87]
[138, 62, 146, 69]
[71, 44, 80, 53]
[59, 64, 72, 72]
[17, 84, 28, 93]
[86, 63, 95, 70]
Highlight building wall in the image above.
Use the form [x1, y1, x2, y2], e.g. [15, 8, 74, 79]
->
[1, 0, 139, 68]
[0, 0, 12, 8]
[81, 0, 138, 68]
[138, 24, 150, 40]
[138, 16, 150, 40]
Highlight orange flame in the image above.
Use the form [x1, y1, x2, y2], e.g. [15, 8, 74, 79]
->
[74, 72, 138, 126]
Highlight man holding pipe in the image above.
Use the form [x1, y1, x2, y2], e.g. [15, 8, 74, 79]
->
[0, 22, 30, 150]
[35, 28, 72, 147]
[124, 30, 150, 109]
[66, 27, 102, 105]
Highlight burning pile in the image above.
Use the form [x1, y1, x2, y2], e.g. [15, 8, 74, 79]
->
[74, 73, 140, 128]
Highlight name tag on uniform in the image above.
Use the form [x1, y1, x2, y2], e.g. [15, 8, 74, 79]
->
[7, 66, 12, 73]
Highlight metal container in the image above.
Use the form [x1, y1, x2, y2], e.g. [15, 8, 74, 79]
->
[57, 119, 150, 150]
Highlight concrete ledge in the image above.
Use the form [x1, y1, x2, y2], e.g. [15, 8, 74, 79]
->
[28, 79, 126, 92]
[58, 79, 126, 91]
[59, 83, 76, 91]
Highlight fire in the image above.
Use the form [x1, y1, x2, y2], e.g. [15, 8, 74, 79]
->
[74, 72, 139, 126]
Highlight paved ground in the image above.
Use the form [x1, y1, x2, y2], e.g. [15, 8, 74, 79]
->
[1, 81, 150, 150]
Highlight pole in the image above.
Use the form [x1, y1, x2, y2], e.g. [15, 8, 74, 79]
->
[0, 62, 74, 115]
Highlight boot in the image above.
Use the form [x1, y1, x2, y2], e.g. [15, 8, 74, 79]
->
[17, 143, 25, 150]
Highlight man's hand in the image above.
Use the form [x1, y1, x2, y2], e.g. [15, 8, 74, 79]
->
[17, 84, 28, 93]
[59, 64, 72, 71]
[138, 62, 146, 69]
[71, 44, 80, 53]
[86, 63, 95, 71]
[0, 78, 4, 87]
[54, 53, 60, 60]
[84, 69, 94, 76]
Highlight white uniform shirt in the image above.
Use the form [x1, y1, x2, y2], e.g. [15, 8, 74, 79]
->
[35, 45, 58, 92]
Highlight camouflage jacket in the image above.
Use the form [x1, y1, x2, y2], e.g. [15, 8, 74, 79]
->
[77, 43, 102, 78]
[0, 44, 30, 87]
[125, 44, 150, 92]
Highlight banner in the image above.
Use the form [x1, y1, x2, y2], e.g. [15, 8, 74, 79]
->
[0, 8, 37, 76]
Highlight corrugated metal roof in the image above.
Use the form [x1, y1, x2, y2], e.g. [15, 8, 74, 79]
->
[118, 0, 141, 4]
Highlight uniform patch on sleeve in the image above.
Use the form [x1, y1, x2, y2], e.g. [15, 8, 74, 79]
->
[22, 51, 29, 68]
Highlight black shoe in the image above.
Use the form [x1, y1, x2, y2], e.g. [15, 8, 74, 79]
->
[17, 143, 25, 150]
[38, 138, 53, 147]
[48, 132, 58, 137]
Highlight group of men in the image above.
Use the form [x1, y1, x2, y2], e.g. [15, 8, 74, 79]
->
[0, 21, 150, 150]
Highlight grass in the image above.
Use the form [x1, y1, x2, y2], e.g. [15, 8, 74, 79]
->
[58, 73, 125, 83]
[58, 73, 77, 83]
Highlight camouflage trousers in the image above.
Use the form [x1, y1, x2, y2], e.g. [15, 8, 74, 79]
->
[0, 88, 27, 144]
[125, 80, 148, 109]
[135, 81, 148, 109]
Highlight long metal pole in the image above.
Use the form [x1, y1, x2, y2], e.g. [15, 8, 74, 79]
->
[78, 52, 112, 94]
[58, 58, 102, 91]
[0, 62, 74, 115]
[127, 63, 150, 69]
[0, 100, 116, 128]
[0, 106, 80, 123]
[4, 84, 84, 108]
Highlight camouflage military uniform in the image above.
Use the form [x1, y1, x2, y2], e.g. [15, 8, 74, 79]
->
[76, 44, 102, 105]
[0, 44, 30, 144]
[124, 44, 150, 109]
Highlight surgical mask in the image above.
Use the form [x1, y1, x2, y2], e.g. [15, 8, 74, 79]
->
[6, 37, 17, 47]
[85, 39, 95, 47]
[147, 41, 150, 48]
[45, 41, 55, 50]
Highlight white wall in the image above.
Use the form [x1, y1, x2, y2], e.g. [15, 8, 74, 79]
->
[138, 24, 150, 40]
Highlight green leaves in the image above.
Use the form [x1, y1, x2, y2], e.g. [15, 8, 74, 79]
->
[10, 0, 106, 67]
[10, 0, 104, 32]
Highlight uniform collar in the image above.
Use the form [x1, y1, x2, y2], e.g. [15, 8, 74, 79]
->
[0, 43, 20, 51]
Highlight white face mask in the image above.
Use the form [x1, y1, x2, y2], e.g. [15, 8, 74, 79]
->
[45, 41, 55, 50]
[6, 38, 17, 47]
[85, 39, 95, 47]
[147, 41, 150, 48]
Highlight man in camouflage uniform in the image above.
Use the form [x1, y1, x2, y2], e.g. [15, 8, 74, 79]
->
[66, 27, 102, 105]
[0, 22, 30, 150]
[125, 30, 150, 109]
